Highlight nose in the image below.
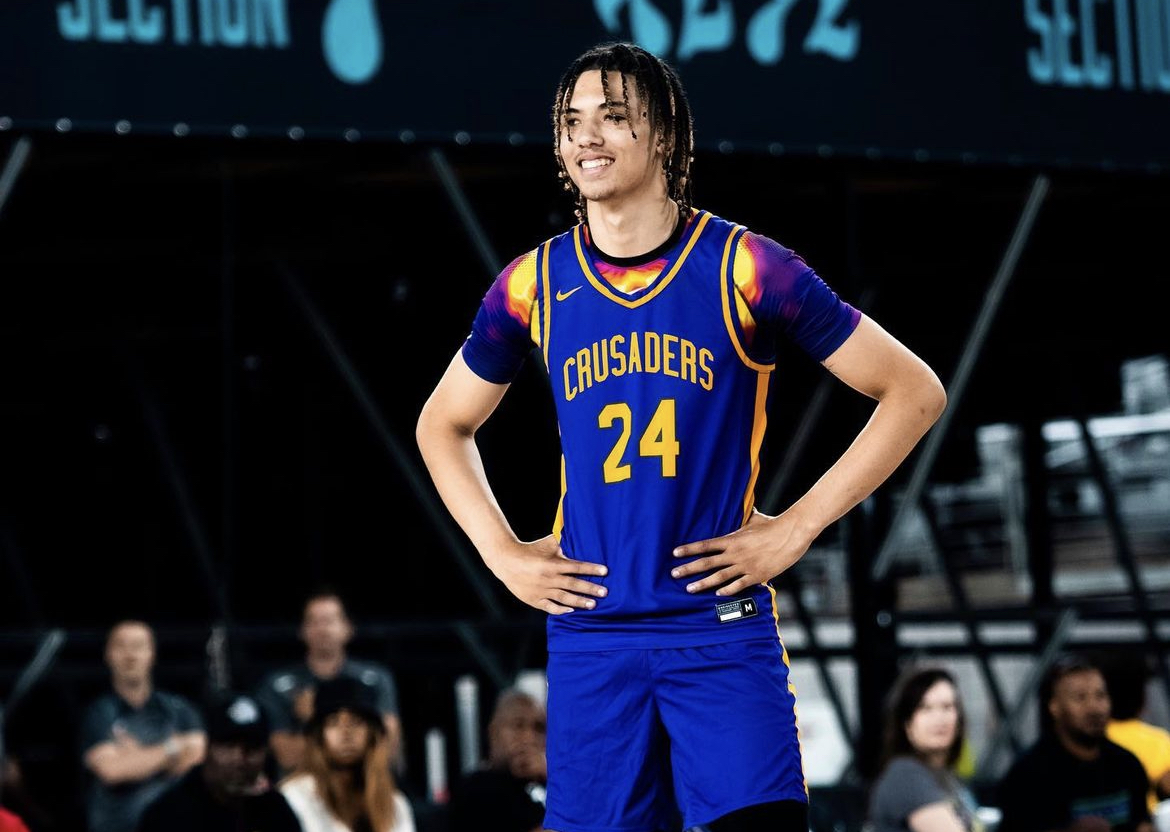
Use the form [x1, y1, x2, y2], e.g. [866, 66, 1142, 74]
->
[575, 117, 602, 147]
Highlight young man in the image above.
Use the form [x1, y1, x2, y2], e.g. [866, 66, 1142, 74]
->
[416, 42, 946, 832]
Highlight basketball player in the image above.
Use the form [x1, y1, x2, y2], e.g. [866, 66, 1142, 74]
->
[416, 42, 946, 832]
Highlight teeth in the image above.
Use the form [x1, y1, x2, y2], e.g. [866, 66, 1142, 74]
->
[581, 158, 612, 170]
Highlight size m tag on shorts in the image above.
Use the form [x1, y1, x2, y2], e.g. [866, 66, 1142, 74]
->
[715, 598, 759, 623]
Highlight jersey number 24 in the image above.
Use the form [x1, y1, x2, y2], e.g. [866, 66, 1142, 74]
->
[597, 399, 679, 483]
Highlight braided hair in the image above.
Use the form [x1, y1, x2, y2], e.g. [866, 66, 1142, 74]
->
[552, 42, 695, 222]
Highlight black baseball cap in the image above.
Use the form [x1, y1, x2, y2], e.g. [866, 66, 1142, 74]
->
[204, 692, 270, 747]
[309, 675, 385, 733]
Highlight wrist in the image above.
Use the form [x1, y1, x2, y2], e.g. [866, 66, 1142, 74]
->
[163, 736, 180, 762]
[778, 502, 824, 549]
[480, 534, 522, 571]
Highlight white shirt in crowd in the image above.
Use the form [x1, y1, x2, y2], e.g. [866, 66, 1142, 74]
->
[280, 773, 416, 832]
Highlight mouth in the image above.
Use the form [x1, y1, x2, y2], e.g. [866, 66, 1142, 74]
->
[579, 157, 614, 171]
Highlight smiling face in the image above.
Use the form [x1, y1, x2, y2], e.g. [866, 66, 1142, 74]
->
[558, 69, 667, 211]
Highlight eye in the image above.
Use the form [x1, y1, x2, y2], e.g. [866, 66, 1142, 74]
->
[605, 112, 627, 123]
[563, 118, 579, 128]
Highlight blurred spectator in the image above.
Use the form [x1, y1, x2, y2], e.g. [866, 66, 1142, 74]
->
[449, 688, 546, 832]
[1, 755, 53, 831]
[136, 691, 301, 832]
[1102, 650, 1170, 812]
[81, 620, 206, 832]
[0, 807, 31, 832]
[997, 653, 1150, 832]
[279, 676, 414, 832]
[867, 666, 984, 832]
[256, 591, 401, 775]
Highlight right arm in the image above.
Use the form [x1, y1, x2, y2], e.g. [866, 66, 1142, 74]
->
[84, 730, 178, 786]
[907, 803, 967, 832]
[416, 350, 607, 614]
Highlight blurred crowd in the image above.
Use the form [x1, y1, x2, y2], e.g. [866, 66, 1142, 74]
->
[2, 591, 1168, 832]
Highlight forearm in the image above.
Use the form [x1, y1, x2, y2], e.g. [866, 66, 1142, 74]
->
[416, 404, 518, 563]
[88, 744, 171, 785]
[172, 733, 205, 774]
[787, 375, 944, 536]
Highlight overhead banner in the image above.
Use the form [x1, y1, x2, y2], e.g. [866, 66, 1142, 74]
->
[1, 1, 1167, 169]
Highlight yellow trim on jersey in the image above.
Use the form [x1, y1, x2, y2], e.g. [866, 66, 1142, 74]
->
[721, 227, 774, 373]
[540, 241, 552, 367]
[766, 584, 809, 797]
[572, 212, 713, 309]
[552, 454, 566, 539]
[742, 372, 770, 525]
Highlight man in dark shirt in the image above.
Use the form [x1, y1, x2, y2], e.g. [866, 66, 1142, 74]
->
[137, 691, 301, 832]
[449, 688, 546, 832]
[81, 620, 206, 832]
[997, 654, 1152, 832]
[255, 590, 401, 775]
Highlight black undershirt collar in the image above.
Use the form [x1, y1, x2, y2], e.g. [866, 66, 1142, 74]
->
[588, 212, 688, 268]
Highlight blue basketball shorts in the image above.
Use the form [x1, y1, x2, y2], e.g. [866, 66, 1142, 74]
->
[543, 637, 807, 832]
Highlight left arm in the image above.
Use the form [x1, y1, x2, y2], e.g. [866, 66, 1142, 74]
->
[672, 315, 946, 594]
[170, 731, 206, 775]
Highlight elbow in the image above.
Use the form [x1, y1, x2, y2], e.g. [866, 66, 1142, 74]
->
[924, 372, 947, 425]
[415, 396, 435, 452]
[415, 394, 449, 454]
[416, 392, 475, 453]
[88, 761, 123, 787]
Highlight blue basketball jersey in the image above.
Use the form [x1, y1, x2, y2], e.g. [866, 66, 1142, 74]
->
[462, 208, 860, 652]
[533, 210, 781, 651]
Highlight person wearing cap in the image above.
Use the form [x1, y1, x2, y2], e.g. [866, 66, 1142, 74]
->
[279, 676, 415, 832]
[256, 591, 402, 775]
[136, 691, 301, 832]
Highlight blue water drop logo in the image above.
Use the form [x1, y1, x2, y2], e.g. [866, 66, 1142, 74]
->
[322, 0, 384, 85]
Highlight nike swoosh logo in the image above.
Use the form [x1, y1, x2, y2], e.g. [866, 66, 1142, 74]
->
[555, 286, 583, 301]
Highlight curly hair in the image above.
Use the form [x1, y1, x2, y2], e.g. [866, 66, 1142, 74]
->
[551, 42, 695, 222]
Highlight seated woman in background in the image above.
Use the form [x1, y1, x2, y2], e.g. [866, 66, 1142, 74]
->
[867, 666, 983, 832]
[280, 676, 415, 832]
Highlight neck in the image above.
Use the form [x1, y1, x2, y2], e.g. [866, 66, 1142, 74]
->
[307, 651, 344, 678]
[585, 190, 678, 259]
[1055, 727, 1102, 761]
[203, 774, 239, 808]
[919, 750, 949, 770]
[113, 677, 151, 708]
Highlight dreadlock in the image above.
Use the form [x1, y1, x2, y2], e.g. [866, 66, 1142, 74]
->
[551, 42, 695, 223]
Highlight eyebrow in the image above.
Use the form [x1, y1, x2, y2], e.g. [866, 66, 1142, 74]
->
[564, 100, 629, 114]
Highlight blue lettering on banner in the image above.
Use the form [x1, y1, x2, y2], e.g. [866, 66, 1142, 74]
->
[594, 0, 860, 65]
[54, 0, 386, 85]
[1023, 0, 1170, 93]
[57, 0, 291, 48]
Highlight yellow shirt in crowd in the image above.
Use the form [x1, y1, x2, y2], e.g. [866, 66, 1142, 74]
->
[1107, 718, 1170, 813]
